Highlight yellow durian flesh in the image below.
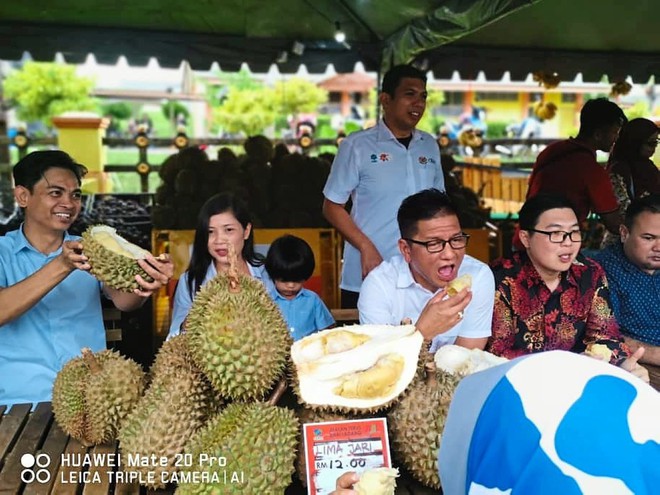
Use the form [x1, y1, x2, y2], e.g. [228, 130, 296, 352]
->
[293, 325, 423, 412]
[89, 226, 150, 259]
[354, 467, 399, 495]
[445, 273, 472, 297]
[333, 354, 404, 399]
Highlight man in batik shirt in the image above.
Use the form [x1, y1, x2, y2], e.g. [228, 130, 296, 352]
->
[487, 194, 647, 382]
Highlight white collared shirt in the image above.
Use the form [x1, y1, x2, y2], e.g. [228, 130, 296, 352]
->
[358, 254, 494, 352]
[323, 120, 444, 292]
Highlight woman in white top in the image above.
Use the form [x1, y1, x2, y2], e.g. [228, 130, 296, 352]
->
[168, 192, 271, 337]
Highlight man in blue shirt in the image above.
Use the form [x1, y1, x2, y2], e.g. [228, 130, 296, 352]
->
[323, 65, 444, 309]
[595, 194, 660, 389]
[0, 150, 174, 407]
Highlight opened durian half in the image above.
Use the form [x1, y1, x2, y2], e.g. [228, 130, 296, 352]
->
[291, 324, 424, 412]
[82, 225, 153, 291]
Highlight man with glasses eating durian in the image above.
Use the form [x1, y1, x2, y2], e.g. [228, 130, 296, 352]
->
[358, 188, 495, 352]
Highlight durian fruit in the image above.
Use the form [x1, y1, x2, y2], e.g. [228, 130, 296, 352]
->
[175, 402, 299, 495]
[291, 324, 424, 413]
[53, 348, 145, 446]
[354, 467, 399, 495]
[119, 334, 218, 489]
[82, 225, 154, 291]
[185, 244, 291, 400]
[388, 347, 508, 489]
[434, 344, 508, 376]
[585, 343, 613, 362]
[387, 364, 449, 489]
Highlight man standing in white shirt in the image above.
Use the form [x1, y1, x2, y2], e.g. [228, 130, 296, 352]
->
[323, 65, 444, 309]
[359, 188, 494, 352]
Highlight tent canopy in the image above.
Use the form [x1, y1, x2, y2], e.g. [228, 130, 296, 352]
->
[0, 0, 657, 81]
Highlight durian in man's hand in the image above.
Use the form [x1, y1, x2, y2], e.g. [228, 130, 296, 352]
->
[82, 225, 154, 291]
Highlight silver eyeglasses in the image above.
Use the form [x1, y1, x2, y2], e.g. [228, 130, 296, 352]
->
[403, 234, 470, 253]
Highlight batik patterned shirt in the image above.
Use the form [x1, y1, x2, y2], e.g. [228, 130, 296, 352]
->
[487, 251, 629, 364]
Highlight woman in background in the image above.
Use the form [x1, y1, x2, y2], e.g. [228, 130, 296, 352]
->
[604, 118, 659, 246]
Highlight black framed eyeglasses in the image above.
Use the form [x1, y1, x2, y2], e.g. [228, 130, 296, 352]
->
[527, 229, 584, 243]
[403, 234, 470, 253]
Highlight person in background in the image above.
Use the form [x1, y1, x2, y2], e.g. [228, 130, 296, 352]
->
[265, 234, 334, 341]
[359, 189, 494, 352]
[594, 194, 660, 389]
[168, 192, 271, 337]
[0, 150, 173, 407]
[323, 64, 444, 309]
[603, 118, 659, 246]
[487, 194, 648, 382]
[525, 98, 627, 238]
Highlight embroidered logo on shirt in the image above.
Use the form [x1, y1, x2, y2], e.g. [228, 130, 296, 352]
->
[419, 156, 428, 165]
[370, 153, 378, 163]
[379, 153, 390, 162]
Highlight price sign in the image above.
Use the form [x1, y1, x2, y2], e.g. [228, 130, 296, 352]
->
[302, 418, 391, 495]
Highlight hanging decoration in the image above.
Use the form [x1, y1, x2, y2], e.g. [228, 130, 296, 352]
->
[610, 81, 632, 97]
[534, 101, 558, 121]
[532, 70, 561, 89]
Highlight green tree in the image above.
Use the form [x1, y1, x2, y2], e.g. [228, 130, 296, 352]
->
[3, 62, 97, 126]
[272, 78, 328, 116]
[214, 87, 277, 136]
[101, 102, 132, 120]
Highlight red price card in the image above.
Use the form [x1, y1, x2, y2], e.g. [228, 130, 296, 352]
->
[302, 417, 391, 494]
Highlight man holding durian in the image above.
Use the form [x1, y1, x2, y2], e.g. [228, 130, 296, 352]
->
[0, 150, 173, 407]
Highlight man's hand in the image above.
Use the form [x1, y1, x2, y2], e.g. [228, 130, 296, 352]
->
[329, 471, 359, 495]
[60, 240, 91, 272]
[415, 287, 472, 341]
[621, 347, 650, 383]
[359, 243, 383, 279]
[133, 254, 174, 298]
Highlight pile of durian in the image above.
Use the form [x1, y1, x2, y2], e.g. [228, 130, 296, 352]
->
[52, 242, 508, 493]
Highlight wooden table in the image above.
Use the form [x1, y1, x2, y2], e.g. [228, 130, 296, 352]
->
[0, 402, 174, 495]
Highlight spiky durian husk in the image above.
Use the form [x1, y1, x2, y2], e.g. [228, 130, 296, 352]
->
[386, 369, 453, 490]
[53, 349, 146, 446]
[176, 403, 299, 495]
[82, 225, 153, 292]
[185, 272, 291, 401]
[118, 334, 219, 489]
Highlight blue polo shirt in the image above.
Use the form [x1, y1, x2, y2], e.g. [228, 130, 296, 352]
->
[270, 288, 334, 341]
[0, 227, 105, 407]
[323, 119, 444, 292]
[594, 243, 660, 346]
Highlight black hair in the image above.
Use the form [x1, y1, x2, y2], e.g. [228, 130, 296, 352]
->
[579, 98, 627, 136]
[187, 192, 263, 297]
[12, 150, 87, 191]
[397, 188, 458, 238]
[624, 193, 660, 229]
[518, 194, 579, 230]
[381, 65, 427, 97]
[610, 118, 659, 162]
[265, 235, 315, 282]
